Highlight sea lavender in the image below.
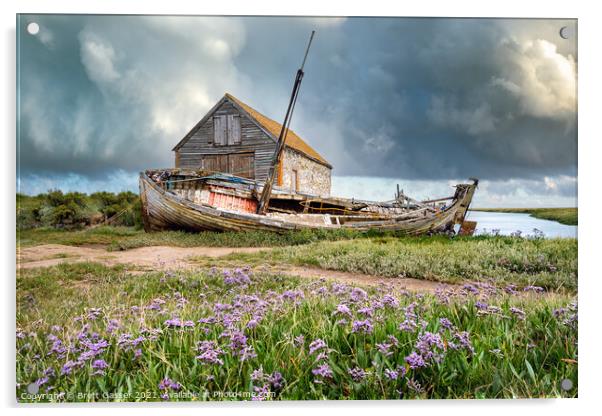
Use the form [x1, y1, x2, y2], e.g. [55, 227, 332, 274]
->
[523, 285, 544, 293]
[509, 307, 526, 320]
[439, 317, 454, 330]
[312, 363, 333, 382]
[351, 319, 374, 334]
[376, 342, 393, 357]
[164, 317, 195, 328]
[309, 338, 327, 355]
[404, 352, 427, 369]
[415, 332, 445, 362]
[268, 371, 285, 390]
[195, 340, 225, 365]
[348, 367, 367, 382]
[384, 368, 399, 380]
[334, 303, 352, 317]
[91, 359, 109, 375]
[350, 287, 368, 302]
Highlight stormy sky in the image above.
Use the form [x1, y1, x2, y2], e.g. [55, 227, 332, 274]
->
[17, 15, 577, 207]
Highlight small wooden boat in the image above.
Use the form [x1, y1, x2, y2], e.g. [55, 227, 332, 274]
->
[139, 169, 478, 234]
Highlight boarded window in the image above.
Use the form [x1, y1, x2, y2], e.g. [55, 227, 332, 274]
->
[229, 153, 254, 178]
[213, 116, 227, 146]
[213, 114, 241, 146]
[227, 115, 241, 145]
[202, 153, 254, 178]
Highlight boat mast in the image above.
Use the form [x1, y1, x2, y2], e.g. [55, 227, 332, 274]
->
[256, 31, 315, 215]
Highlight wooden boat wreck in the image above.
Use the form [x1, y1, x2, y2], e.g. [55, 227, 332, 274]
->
[139, 169, 478, 234]
[139, 31, 479, 235]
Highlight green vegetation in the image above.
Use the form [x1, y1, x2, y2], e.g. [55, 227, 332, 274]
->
[17, 191, 142, 230]
[18, 226, 406, 251]
[17, 263, 577, 401]
[471, 208, 577, 226]
[198, 236, 578, 292]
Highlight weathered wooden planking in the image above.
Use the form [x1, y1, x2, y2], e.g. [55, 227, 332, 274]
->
[139, 171, 478, 234]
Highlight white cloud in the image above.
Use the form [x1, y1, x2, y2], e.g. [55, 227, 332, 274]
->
[79, 31, 120, 84]
[492, 38, 576, 122]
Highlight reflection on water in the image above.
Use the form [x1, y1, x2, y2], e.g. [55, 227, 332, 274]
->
[466, 211, 577, 239]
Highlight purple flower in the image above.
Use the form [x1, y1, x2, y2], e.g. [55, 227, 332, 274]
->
[223, 268, 252, 286]
[61, 360, 78, 376]
[36, 376, 49, 386]
[195, 340, 224, 365]
[312, 363, 333, 381]
[348, 367, 367, 382]
[164, 317, 194, 328]
[350, 287, 368, 302]
[294, 335, 305, 347]
[281, 290, 305, 303]
[398, 319, 418, 332]
[381, 294, 399, 308]
[475, 301, 489, 310]
[351, 319, 373, 334]
[252, 384, 271, 401]
[251, 368, 264, 381]
[509, 307, 526, 320]
[334, 303, 352, 317]
[106, 319, 120, 334]
[448, 331, 475, 355]
[523, 285, 544, 293]
[404, 352, 427, 369]
[91, 359, 109, 375]
[268, 371, 285, 390]
[92, 359, 108, 370]
[309, 339, 327, 355]
[439, 318, 454, 330]
[407, 378, 425, 394]
[376, 342, 393, 357]
[384, 368, 399, 380]
[158, 377, 181, 399]
[246, 319, 259, 329]
[504, 284, 519, 295]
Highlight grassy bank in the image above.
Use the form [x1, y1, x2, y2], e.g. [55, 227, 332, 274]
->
[17, 226, 404, 251]
[17, 263, 577, 401]
[471, 208, 577, 226]
[198, 236, 578, 292]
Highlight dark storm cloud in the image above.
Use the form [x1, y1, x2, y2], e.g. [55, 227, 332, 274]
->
[17, 15, 577, 188]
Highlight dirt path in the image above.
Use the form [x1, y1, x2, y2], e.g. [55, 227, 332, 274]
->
[17, 244, 449, 293]
[17, 244, 268, 270]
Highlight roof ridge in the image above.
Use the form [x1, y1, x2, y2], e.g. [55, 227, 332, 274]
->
[224, 93, 332, 168]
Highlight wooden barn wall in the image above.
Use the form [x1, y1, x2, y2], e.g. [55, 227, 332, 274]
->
[176, 100, 277, 180]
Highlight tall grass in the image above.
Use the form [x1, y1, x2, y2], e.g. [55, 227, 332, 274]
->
[200, 236, 578, 292]
[17, 263, 577, 401]
[17, 226, 395, 250]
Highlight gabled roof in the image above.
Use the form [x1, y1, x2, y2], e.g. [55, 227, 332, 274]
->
[173, 93, 332, 169]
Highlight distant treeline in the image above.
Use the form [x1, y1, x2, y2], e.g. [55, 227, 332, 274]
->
[17, 190, 143, 230]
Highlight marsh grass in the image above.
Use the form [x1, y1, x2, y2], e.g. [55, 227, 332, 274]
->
[17, 226, 389, 251]
[192, 236, 578, 292]
[17, 263, 577, 401]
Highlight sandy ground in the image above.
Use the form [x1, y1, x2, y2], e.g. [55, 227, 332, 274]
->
[17, 244, 449, 292]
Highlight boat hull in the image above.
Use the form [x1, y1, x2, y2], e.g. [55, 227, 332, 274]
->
[139, 172, 478, 234]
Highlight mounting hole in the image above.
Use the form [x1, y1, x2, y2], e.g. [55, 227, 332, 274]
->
[27, 22, 40, 35]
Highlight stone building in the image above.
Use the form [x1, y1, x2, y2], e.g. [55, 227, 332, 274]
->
[172, 93, 332, 196]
